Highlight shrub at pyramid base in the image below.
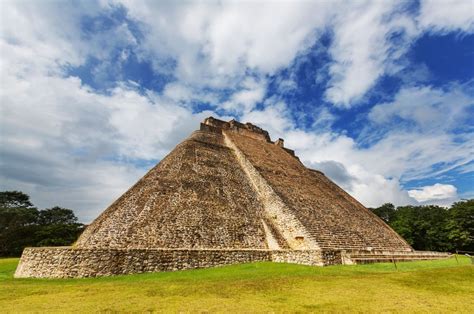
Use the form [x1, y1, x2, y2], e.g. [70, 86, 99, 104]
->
[14, 117, 450, 278]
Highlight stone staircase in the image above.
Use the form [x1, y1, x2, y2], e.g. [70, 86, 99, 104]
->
[341, 250, 451, 265]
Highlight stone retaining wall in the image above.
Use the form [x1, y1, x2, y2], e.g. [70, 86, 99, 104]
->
[271, 249, 341, 266]
[15, 247, 340, 278]
[14, 247, 450, 278]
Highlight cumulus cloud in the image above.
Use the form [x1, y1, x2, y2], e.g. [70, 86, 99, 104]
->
[0, 72, 211, 222]
[325, 1, 417, 106]
[221, 77, 267, 113]
[408, 183, 458, 204]
[114, 0, 472, 108]
[111, 1, 315, 88]
[286, 131, 415, 207]
[369, 84, 473, 131]
[237, 93, 471, 207]
[326, 0, 473, 107]
[0, 1, 87, 76]
[418, 0, 474, 34]
[365, 84, 474, 181]
[0, 1, 217, 221]
[309, 161, 356, 191]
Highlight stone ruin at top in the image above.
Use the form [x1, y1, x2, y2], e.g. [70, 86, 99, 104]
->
[15, 117, 449, 278]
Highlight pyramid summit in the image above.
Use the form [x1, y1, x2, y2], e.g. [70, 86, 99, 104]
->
[15, 117, 449, 278]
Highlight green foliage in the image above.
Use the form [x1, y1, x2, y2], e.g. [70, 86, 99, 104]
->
[0, 191, 33, 209]
[370, 199, 474, 252]
[0, 191, 84, 257]
[38, 206, 78, 225]
[370, 203, 396, 223]
[446, 199, 474, 251]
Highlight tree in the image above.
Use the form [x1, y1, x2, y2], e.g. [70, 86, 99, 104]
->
[38, 206, 78, 225]
[36, 206, 83, 247]
[0, 190, 38, 230]
[370, 203, 396, 223]
[0, 191, 39, 256]
[371, 201, 474, 252]
[0, 191, 84, 257]
[399, 205, 451, 251]
[446, 199, 474, 251]
[0, 191, 33, 209]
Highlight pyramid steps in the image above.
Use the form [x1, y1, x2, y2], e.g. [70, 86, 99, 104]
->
[341, 250, 450, 265]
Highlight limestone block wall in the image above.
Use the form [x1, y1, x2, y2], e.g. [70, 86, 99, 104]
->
[15, 247, 346, 278]
[271, 250, 341, 266]
[15, 247, 272, 278]
[15, 247, 450, 278]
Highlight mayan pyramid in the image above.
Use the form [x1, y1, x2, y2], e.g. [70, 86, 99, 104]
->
[15, 117, 449, 278]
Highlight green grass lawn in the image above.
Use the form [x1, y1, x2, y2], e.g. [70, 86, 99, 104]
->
[1, 257, 472, 313]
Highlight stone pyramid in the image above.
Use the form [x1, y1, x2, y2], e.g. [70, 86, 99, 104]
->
[15, 117, 449, 278]
[76, 117, 410, 251]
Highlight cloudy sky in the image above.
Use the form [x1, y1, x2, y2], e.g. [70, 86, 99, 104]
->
[1, 0, 473, 222]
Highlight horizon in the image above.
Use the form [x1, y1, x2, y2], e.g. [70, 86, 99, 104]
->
[1, 0, 473, 223]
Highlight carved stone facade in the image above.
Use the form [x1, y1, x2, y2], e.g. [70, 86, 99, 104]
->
[15, 117, 450, 278]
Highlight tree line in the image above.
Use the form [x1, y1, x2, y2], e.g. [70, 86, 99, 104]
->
[0, 191, 85, 257]
[370, 200, 473, 252]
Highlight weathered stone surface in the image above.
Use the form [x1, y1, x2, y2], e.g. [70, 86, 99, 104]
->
[13, 247, 324, 278]
[225, 130, 411, 251]
[76, 129, 267, 249]
[15, 117, 450, 278]
[14, 247, 449, 278]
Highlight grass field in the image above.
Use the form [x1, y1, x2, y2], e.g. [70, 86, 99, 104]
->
[1, 257, 473, 313]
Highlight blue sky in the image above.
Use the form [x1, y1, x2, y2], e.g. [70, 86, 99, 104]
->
[1, 0, 473, 222]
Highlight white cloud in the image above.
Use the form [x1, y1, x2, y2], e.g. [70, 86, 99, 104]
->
[0, 71, 210, 222]
[369, 84, 473, 131]
[286, 131, 415, 207]
[237, 104, 415, 207]
[418, 0, 474, 34]
[112, 0, 473, 108]
[240, 100, 292, 137]
[325, 2, 418, 106]
[408, 183, 458, 203]
[0, 2, 216, 221]
[288, 128, 466, 207]
[365, 84, 474, 181]
[0, 1, 87, 76]
[325, 0, 474, 107]
[114, 0, 336, 88]
[221, 77, 267, 113]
